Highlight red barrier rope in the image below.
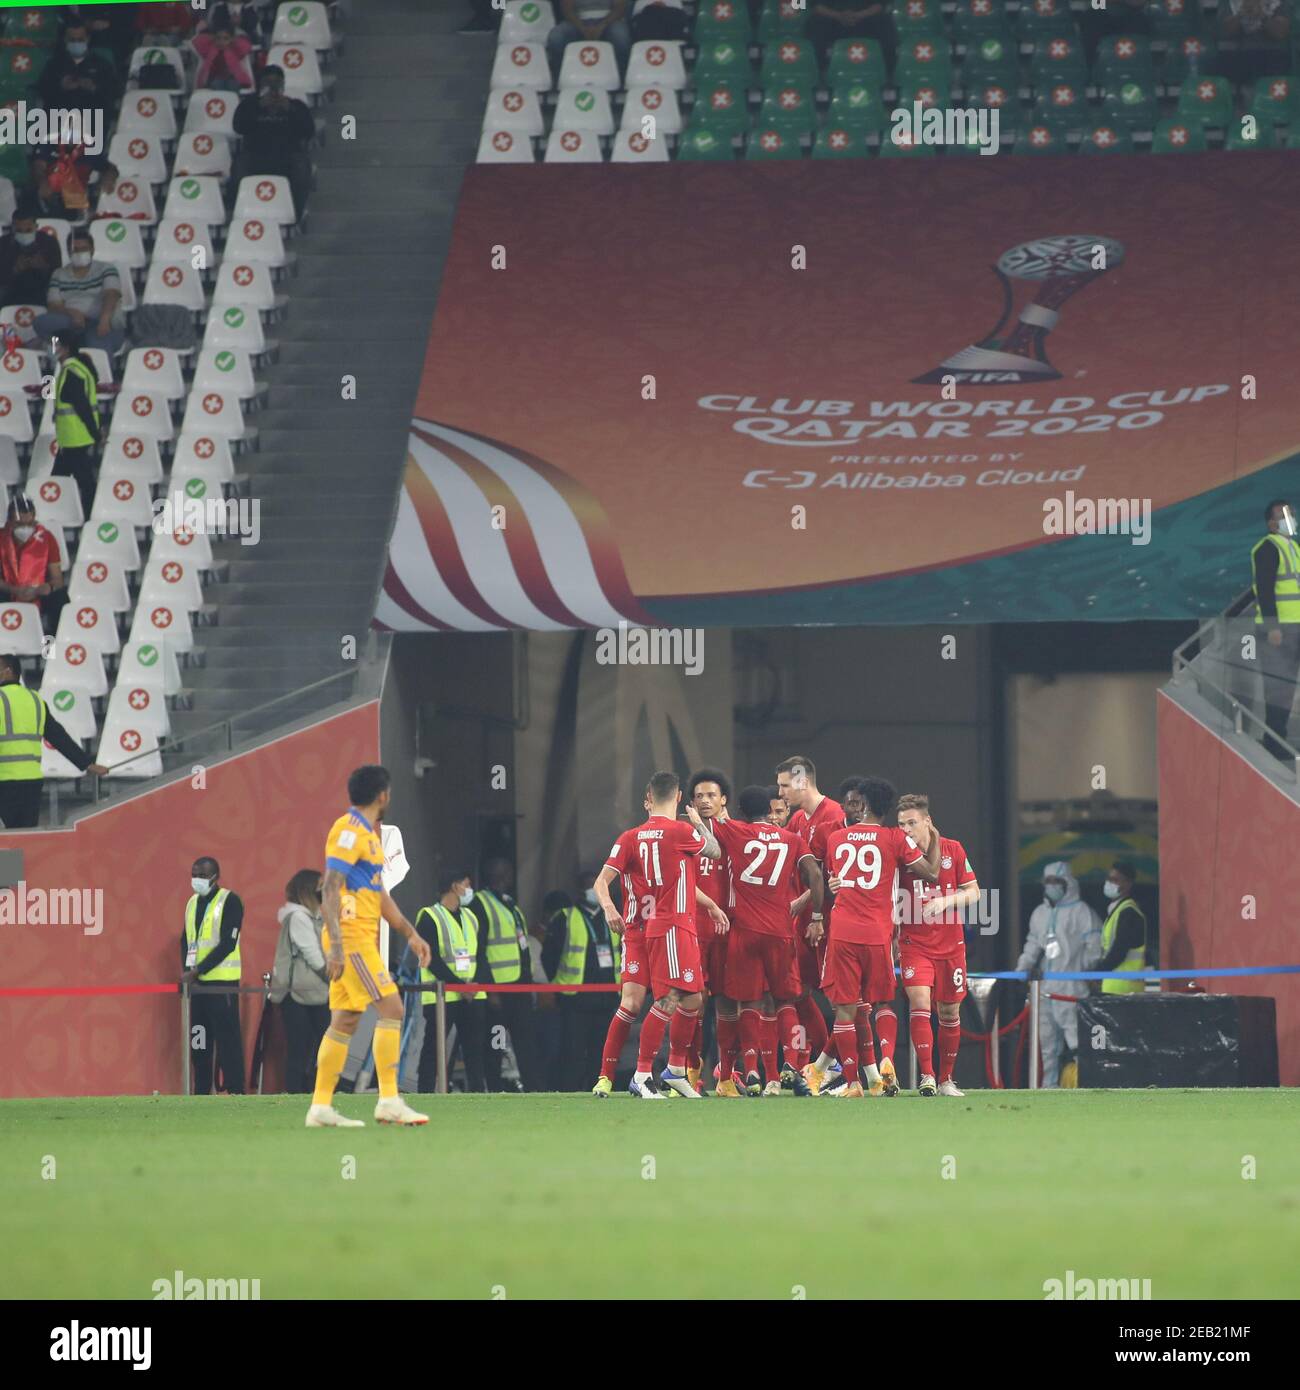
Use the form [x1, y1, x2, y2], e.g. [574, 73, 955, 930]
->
[960, 1004, 1030, 1089]
[0, 984, 180, 998]
[0, 981, 621, 999]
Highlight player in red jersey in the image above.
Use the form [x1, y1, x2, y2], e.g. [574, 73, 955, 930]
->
[776, 754, 841, 1074]
[897, 792, 980, 1097]
[713, 785, 824, 1097]
[767, 788, 791, 828]
[592, 771, 726, 1099]
[688, 767, 734, 1094]
[811, 777, 938, 1098]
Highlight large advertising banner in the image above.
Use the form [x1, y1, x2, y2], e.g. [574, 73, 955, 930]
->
[381, 155, 1298, 630]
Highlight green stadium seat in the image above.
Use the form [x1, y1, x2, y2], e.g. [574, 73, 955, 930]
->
[1016, 0, 1079, 41]
[1152, 117, 1208, 151]
[692, 79, 750, 130]
[1033, 80, 1089, 135]
[827, 37, 887, 88]
[879, 120, 939, 154]
[962, 35, 1020, 92]
[1078, 122, 1135, 153]
[0, 135, 30, 187]
[1226, 116, 1282, 150]
[813, 123, 874, 157]
[1029, 33, 1088, 88]
[694, 39, 751, 86]
[951, 0, 1014, 47]
[1176, 73, 1233, 128]
[896, 75, 954, 111]
[0, 41, 48, 97]
[760, 36, 817, 87]
[756, 0, 808, 44]
[2, 7, 60, 42]
[747, 121, 804, 159]
[1016, 117, 1070, 154]
[694, 0, 752, 45]
[1162, 35, 1217, 87]
[1101, 78, 1159, 131]
[677, 122, 737, 161]
[950, 106, 1017, 153]
[1149, 0, 1202, 40]
[895, 36, 953, 86]
[891, 0, 945, 38]
[829, 80, 889, 130]
[966, 78, 1019, 116]
[760, 80, 817, 136]
[1094, 34, 1156, 86]
[1249, 74, 1297, 125]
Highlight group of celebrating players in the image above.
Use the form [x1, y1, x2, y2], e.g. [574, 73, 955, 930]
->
[590, 756, 980, 1101]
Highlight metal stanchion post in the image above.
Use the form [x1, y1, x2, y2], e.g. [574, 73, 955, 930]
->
[1028, 979, 1041, 1090]
[990, 1005, 1000, 1088]
[435, 982, 448, 1095]
[180, 980, 191, 1097]
[256, 973, 272, 1095]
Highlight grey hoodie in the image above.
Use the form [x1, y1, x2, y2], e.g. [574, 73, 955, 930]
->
[271, 902, 329, 1006]
[1016, 861, 1103, 999]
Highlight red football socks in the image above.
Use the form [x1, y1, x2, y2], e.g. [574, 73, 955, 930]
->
[832, 1022, 858, 1085]
[874, 1005, 898, 1063]
[668, 1005, 699, 1070]
[638, 1005, 670, 1071]
[938, 1020, 961, 1083]
[601, 1005, 637, 1080]
[910, 1012, 934, 1076]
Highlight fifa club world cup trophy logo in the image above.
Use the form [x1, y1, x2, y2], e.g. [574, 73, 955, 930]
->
[915, 234, 1125, 385]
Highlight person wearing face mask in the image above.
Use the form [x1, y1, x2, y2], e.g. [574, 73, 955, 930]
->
[232, 65, 316, 222]
[0, 209, 62, 308]
[37, 228, 123, 356]
[0, 652, 106, 828]
[37, 22, 121, 119]
[403, 869, 489, 1094]
[1096, 861, 1149, 995]
[270, 869, 331, 1093]
[206, 0, 270, 44]
[0, 494, 66, 632]
[1015, 861, 1102, 1087]
[180, 857, 247, 1096]
[470, 856, 540, 1092]
[1252, 500, 1300, 763]
[542, 876, 622, 1090]
[46, 328, 100, 517]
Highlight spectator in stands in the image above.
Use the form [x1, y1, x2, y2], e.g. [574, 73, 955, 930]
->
[1015, 860, 1101, 1088]
[88, 162, 121, 220]
[1095, 860, 1150, 994]
[548, 0, 632, 78]
[807, 1, 896, 68]
[36, 227, 124, 356]
[205, 1, 273, 45]
[459, 0, 502, 34]
[193, 18, 257, 93]
[1078, 0, 1152, 62]
[271, 869, 331, 1093]
[134, 2, 199, 42]
[181, 856, 247, 1095]
[61, 2, 138, 70]
[1252, 499, 1300, 761]
[632, 0, 690, 42]
[232, 66, 315, 223]
[0, 206, 62, 308]
[37, 20, 121, 119]
[48, 329, 101, 517]
[1219, 0, 1292, 85]
[0, 494, 67, 635]
[30, 140, 104, 219]
[0, 654, 105, 829]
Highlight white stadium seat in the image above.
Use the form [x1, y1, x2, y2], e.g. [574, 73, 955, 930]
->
[164, 176, 227, 228]
[120, 347, 186, 403]
[553, 87, 615, 136]
[272, 1, 336, 51]
[490, 41, 551, 92]
[128, 597, 193, 656]
[0, 345, 40, 394]
[626, 40, 687, 90]
[107, 681, 170, 739]
[224, 215, 291, 269]
[483, 87, 545, 137]
[610, 129, 671, 162]
[204, 304, 267, 355]
[193, 348, 257, 401]
[94, 176, 159, 224]
[119, 638, 182, 697]
[181, 387, 247, 443]
[108, 131, 168, 185]
[25, 435, 58, 481]
[151, 523, 214, 570]
[75, 516, 143, 574]
[153, 218, 217, 270]
[45, 638, 109, 700]
[98, 715, 163, 779]
[91, 474, 155, 530]
[545, 128, 605, 163]
[110, 391, 175, 443]
[0, 302, 41, 343]
[213, 260, 281, 314]
[140, 551, 204, 612]
[56, 599, 120, 659]
[31, 476, 83, 530]
[173, 432, 235, 484]
[128, 46, 189, 92]
[173, 132, 233, 180]
[0, 390, 34, 442]
[0, 600, 44, 656]
[184, 89, 239, 138]
[36, 219, 72, 253]
[477, 129, 536, 164]
[38, 678, 99, 741]
[92, 218, 148, 273]
[83, 349, 114, 388]
[116, 90, 179, 141]
[558, 40, 620, 93]
[621, 86, 683, 135]
[42, 743, 90, 780]
[0, 437, 19, 486]
[67, 555, 132, 614]
[143, 260, 208, 313]
[100, 434, 165, 485]
[233, 176, 297, 227]
[499, 1, 555, 45]
[267, 43, 327, 99]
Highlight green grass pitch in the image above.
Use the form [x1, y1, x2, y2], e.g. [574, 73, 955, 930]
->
[2, 1090, 1297, 1300]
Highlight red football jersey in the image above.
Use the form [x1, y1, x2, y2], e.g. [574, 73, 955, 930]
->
[604, 815, 705, 939]
[714, 818, 814, 937]
[695, 815, 731, 939]
[824, 823, 924, 945]
[900, 835, 976, 955]
[788, 795, 844, 930]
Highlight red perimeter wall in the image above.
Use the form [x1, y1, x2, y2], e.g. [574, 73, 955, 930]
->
[0, 702, 380, 1098]
[1158, 691, 1300, 1085]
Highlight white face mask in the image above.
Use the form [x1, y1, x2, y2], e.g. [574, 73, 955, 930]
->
[1044, 883, 1065, 904]
[1103, 880, 1121, 900]
[13, 524, 34, 543]
[584, 888, 599, 908]
[192, 876, 213, 896]
[70, 251, 92, 269]
[13, 231, 35, 247]
[459, 887, 474, 907]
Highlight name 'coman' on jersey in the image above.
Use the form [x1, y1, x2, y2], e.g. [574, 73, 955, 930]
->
[604, 815, 705, 939]
[823, 823, 924, 945]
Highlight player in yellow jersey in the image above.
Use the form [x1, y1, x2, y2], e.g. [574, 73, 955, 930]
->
[306, 764, 433, 1127]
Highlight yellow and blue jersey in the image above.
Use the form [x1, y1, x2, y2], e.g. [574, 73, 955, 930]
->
[324, 808, 385, 946]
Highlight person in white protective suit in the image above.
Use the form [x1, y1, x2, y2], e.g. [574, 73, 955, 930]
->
[1015, 861, 1102, 1087]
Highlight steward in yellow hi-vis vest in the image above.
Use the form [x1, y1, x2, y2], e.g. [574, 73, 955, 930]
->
[469, 862, 538, 1092]
[542, 888, 622, 1092]
[180, 856, 247, 1095]
[50, 334, 101, 514]
[1096, 860, 1149, 996]
[408, 869, 489, 1094]
[1252, 500, 1300, 761]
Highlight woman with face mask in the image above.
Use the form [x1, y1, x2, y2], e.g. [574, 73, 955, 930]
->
[271, 869, 332, 1093]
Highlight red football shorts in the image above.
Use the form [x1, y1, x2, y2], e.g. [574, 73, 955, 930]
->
[821, 938, 895, 1007]
[899, 944, 968, 1003]
[724, 926, 797, 1001]
[620, 928, 646, 987]
[700, 927, 731, 993]
[646, 924, 703, 997]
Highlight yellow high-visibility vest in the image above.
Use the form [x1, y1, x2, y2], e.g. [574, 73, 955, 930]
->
[0, 683, 47, 783]
[185, 888, 242, 982]
[1252, 533, 1300, 625]
[420, 903, 485, 1005]
[54, 356, 99, 449]
[1100, 897, 1147, 995]
[477, 889, 524, 983]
